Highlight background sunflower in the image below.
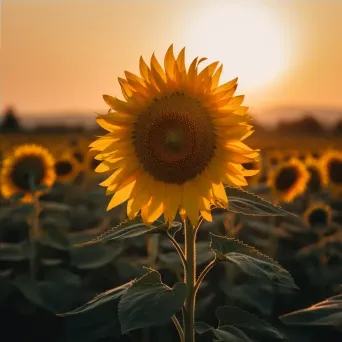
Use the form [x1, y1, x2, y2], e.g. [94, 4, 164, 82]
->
[320, 149, 342, 195]
[0, 144, 56, 202]
[303, 203, 332, 230]
[267, 158, 310, 203]
[304, 156, 324, 194]
[54, 151, 81, 184]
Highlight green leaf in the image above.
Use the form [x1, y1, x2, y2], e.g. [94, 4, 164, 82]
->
[168, 221, 182, 237]
[57, 282, 131, 317]
[74, 216, 166, 247]
[40, 226, 69, 250]
[118, 268, 187, 334]
[280, 294, 342, 327]
[69, 244, 123, 270]
[0, 242, 32, 261]
[0, 204, 34, 221]
[210, 234, 298, 289]
[225, 187, 295, 216]
[195, 306, 287, 342]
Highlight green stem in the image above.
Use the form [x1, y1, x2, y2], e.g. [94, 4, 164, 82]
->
[29, 195, 41, 280]
[183, 218, 197, 342]
[167, 231, 187, 272]
[194, 258, 217, 296]
[171, 315, 184, 342]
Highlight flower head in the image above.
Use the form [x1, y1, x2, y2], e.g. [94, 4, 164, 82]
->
[268, 158, 309, 202]
[91, 45, 259, 226]
[303, 203, 332, 230]
[0, 144, 56, 202]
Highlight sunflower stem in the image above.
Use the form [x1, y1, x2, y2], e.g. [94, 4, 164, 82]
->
[183, 218, 197, 342]
[167, 231, 187, 272]
[29, 194, 41, 280]
[171, 315, 184, 342]
[194, 258, 217, 296]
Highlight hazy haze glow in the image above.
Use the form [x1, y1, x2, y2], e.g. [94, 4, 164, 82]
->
[1, 0, 342, 124]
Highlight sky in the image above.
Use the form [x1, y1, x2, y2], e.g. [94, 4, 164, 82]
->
[1, 0, 342, 125]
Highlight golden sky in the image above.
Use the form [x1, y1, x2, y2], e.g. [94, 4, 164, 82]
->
[1, 0, 342, 123]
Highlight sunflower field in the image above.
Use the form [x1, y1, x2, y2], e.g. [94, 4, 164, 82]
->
[1, 46, 342, 342]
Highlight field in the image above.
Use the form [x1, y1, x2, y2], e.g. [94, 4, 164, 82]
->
[1, 131, 342, 342]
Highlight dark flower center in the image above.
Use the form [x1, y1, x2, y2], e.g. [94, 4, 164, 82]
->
[11, 156, 46, 191]
[328, 159, 342, 183]
[133, 93, 215, 184]
[308, 208, 328, 228]
[275, 166, 298, 191]
[55, 161, 73, 176]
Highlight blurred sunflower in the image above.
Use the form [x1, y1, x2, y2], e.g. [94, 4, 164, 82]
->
[54, 152, 81, 183]
[283, 150, 299, 162]
[241, 160, 261, 186]
[320, 150, 342, 195]
[90, 44, 259, 226]
[268, 158, 310, 202]
[0, 144, 56, 202]
[304, 156, 324, 193]
[303, 203, 332, 229]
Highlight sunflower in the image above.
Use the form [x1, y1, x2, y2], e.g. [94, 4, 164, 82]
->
[0, 144, 56, 202]
[320, 149, 342, 195]
[241, 160, 261, 187]
[267, 158, 310, 202]
[90, 45, 259, 226]
[54, 152, 81, 183]
[303, 203, 332, 229]
[304, 156, 324, 193]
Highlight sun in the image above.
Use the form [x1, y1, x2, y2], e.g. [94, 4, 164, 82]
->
[184, 3, 291, 92]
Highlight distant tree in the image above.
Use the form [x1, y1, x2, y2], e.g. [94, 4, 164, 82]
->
[0, 107, 21, 132]
[332, 119, 342, 136]
[276, 113, 326, 136]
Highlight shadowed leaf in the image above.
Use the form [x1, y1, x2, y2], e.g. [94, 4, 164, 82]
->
[0, 242, 32, 261]
[210, 234, 298, 289]
[57, 282, 131, 317]
[195, 306, 287, 342]
[118, 268, 187, 334]
[74, 216, 166, 247]
[280, 294, 342, 327]
[225, 187, 295, 217]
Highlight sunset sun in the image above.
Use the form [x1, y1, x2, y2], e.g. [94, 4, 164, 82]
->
[184, 3, 292, 92]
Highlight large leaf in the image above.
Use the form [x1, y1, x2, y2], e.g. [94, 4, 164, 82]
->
[195, 306, 287, 342]
[118, 268, 187, 334]
[225, 187, 295, 217]
[74, 216, 165, 247]
[14, 269, 88, 313]
[58, 282, 131, 316]
[210, 234, 298, 289]
[280, 294, 342, 327]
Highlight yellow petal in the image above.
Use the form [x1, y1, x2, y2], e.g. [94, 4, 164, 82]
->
[126, 171, 149, 219]
[214, 77, 238, 94]
[95, 157, 127, 173]
[107, 180, 136, 211]
[139, 56, 151, 82]
[103, 95, 138, 115]
[164, 44, 176, 80]
[176, 47, 186, 74]
[223, 95, 245, 111]
[211, 64, 223, 90]
[182, 180, 200, 227]
[212, 182, 228, 208]
[165, 183, 182, 226]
